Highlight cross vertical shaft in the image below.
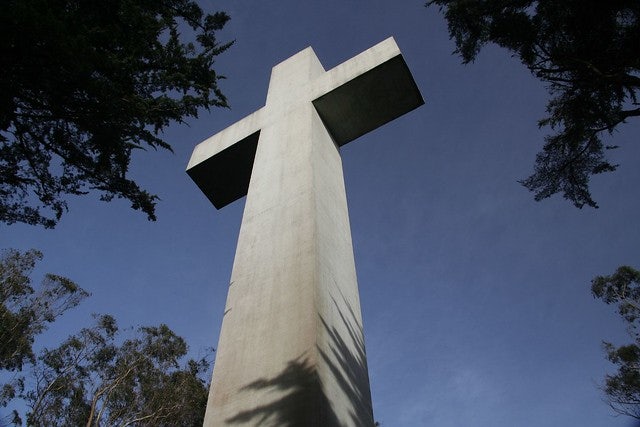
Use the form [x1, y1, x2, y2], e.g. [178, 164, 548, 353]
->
[187, 37, 423, 427]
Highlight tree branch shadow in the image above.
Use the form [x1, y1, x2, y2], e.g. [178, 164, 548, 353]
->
[224, 291, 373, 426]
[225, 354, 339, 426]
[317, 293, 373, 427]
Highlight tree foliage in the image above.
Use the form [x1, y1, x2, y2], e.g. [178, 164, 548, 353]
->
[0, 248, 88, 372]
[427, 0, 640, 208]
[3, 315, 211, 427]
[592, 266, 640, 419]
[0, 248, 212, 426]
[0, 0, 232, 228]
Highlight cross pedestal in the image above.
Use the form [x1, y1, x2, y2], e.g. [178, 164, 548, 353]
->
[187, 37, 423, 427]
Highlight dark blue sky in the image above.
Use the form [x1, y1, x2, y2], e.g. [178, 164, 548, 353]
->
[4, 1, 640, 426]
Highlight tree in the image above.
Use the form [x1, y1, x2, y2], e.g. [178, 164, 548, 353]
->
[12, 315, 211, 427]
[592, 265, 640, 419]
[0, 248, 88, 372]
[0, 249, 212, 426]
[0, 0, 232, 228]
[427, 0, 640, 208]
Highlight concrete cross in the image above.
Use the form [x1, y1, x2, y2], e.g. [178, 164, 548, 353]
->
[187, 37, 423, 427]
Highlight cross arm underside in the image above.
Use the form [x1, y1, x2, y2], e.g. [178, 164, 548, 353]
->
[311, 37, 424, 146]
[186, 109, 263, 209]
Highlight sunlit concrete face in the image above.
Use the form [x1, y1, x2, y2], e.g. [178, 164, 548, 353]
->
[187, 37, 423, 427]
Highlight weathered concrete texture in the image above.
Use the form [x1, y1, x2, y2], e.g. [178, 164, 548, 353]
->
[188, 38, 423, 426]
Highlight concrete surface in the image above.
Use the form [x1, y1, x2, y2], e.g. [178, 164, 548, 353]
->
[187, 37, 423, 426]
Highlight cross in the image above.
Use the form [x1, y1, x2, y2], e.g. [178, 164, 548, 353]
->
[187, 37, 423, 427]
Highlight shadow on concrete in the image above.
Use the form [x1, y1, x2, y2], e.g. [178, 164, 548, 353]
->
[225, 292, 373, 426]
[317, 295, 373, 427]
[225, 354, 340, 426]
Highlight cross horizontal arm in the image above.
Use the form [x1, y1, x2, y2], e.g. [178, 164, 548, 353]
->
[187, 109, 264, 209]
[186, 37, 424, 210]
[311, 37, 424, 146]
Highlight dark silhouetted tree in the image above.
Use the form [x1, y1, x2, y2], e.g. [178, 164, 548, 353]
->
[1, 0, 232, 228]
[427, 0, 640, 208]
[592, 265, 640, 419]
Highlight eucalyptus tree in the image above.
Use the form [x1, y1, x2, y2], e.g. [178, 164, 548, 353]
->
[0, 248, 88, 372]
[22, 316, 211, 427]
[592, 266, 640, 419]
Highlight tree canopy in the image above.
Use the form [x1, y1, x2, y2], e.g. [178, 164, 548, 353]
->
[592, 266, 640, 419]
[0, 0, 232, 228]
[0, 248, 212, 426]
[0, 314, 211, 426]
[17, 316, 211, 427]
[0, 248, 88, 372]
[427, 0, 640, 208]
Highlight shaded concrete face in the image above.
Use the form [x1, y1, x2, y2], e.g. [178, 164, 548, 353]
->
[188, 38, 423, 427]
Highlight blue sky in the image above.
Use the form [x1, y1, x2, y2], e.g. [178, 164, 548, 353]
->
[4, 1, 640, 426]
